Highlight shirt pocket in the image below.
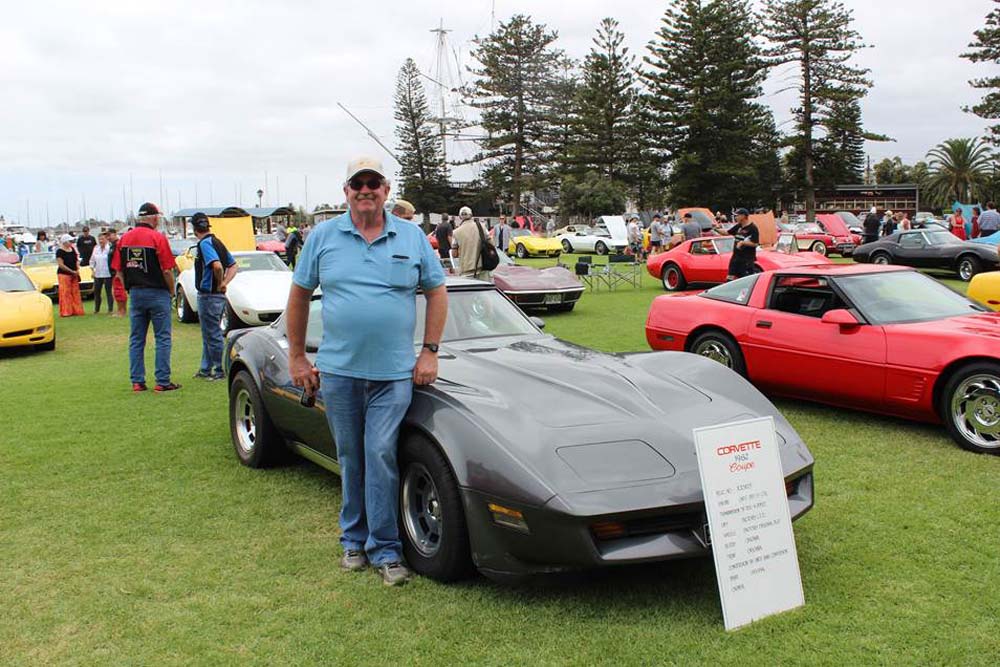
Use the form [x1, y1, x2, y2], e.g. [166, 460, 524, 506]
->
[388, 255, 419, 289]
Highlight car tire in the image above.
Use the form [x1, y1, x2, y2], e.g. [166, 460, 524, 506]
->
[515, 244, 528, 259]
[36, 333, 56, 352]
[222, 302, 246, 334]
[870, 251, 891, 265]
[561, 239, 574, 253]
[810, 241, 827, 255]
[689, 330, 747, 377]
[229, 370, 282, 467]
[399, 433, 473, 581]
[595, 241, 608, 256]
[176, 287, 198, 323]
[939, 361, 1000, 455]
[548, 302, 576, 313]
[661, 263, 687, 291]
[957, 255, 981, 281]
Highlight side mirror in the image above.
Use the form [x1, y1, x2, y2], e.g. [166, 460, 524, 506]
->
[821, 308, 860, 328]
[530, 316, 546, 330]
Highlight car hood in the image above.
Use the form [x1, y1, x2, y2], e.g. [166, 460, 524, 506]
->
[757, 250, 831, 268]
[517, 236, 562, 250]
[0, 290, 52, 325]
[433, 337, 810, 500]
[890, 310, 1000, 339]
[493, 265, 582, 291]
[227, 271, 295, 310]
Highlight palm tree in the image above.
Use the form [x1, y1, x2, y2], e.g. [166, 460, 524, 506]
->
[925, 137, 994, 204]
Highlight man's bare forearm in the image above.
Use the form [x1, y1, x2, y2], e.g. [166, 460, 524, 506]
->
[423, 285, 448, 344]
[286, 284, 313, 357]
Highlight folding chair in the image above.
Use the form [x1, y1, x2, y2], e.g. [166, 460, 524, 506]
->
[607, 253, 641, 289]
[575, 256, 611, 290]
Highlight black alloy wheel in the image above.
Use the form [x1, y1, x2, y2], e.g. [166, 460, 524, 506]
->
[229, 370, 282, 467]
[398, 433, 473, 581]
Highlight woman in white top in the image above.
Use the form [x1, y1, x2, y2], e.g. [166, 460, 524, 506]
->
[89, 232, 114, 314]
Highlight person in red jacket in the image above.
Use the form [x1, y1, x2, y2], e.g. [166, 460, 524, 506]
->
[951, 208, 967, 240]
[110, 203, 180, 392]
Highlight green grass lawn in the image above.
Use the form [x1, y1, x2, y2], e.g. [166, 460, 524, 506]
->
[2, 262, 998, 666]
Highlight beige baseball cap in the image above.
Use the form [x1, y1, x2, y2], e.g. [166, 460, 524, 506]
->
[346, 156, 386, 181]
[393, 199, 415, 215]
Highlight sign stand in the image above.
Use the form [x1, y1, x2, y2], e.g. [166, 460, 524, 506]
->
[693, 416, 805, 631]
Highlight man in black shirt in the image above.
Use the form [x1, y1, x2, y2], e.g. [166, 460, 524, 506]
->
[434, 215, 453, 260]
[715, 207, 759, 280]
[76, 225, 97, 266]
[863, 207, 881, 244]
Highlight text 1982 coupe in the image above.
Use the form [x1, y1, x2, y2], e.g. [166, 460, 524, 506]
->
[225, 279, 814, 582]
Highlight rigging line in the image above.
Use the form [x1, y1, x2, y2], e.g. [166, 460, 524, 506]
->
[336, 102, 400, 164]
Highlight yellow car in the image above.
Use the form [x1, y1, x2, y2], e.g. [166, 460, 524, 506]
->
[20, 252, 94, 300]
[508, 229, 562, 259]
[967, 271, 1000, 310]
[0, 265, 55, 350]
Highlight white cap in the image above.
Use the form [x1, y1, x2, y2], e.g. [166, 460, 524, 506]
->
[345, 156, 386, 181]
[459, 206, 473, 218]
[59, 234, 73, 245]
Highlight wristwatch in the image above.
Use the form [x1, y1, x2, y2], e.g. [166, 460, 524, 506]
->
[422, 343, 440, 353]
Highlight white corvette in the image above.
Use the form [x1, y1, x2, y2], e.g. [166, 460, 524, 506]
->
[555, 222, 627, 255]
[175, 250, 295, 332]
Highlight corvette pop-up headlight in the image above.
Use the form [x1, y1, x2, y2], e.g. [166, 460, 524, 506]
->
[488, 503, 530, 534]
[36, 325, 51, 333]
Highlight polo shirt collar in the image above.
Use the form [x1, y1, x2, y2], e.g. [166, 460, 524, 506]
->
[338, 211, 398, 238]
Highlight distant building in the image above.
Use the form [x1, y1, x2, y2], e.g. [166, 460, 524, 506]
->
[779, 184, 921, 217]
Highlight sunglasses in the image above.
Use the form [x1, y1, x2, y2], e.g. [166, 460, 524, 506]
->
[348, 176, 384, 191]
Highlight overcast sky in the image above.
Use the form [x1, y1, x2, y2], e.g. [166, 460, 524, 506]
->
[1, 0, 997, 225]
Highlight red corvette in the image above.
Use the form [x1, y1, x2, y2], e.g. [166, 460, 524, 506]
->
[645, 264, 1000, 455]
[255, 234, 287, 261]
[646, 235, 830, 291]
[785, 214, 858, 256]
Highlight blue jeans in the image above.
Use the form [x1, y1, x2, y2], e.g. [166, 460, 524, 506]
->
[319, 373, 413, 566]
[129, 287, 173, 385]
[197, 293, 227, 373]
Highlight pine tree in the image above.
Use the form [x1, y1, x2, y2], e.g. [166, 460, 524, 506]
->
[962, 0, 1000, 144]
[393, 58, 449, 215]
[762, 0, 871, 221]
[465, 15, 563, 214]
[575, 18, 638, 182]
[643, 0, 778, 212]
[814, 95, 866, 186]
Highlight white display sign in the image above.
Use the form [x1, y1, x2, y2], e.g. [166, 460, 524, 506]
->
[693, 416, 804, 631]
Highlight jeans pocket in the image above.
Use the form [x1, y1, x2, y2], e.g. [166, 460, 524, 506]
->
[388, 258, 418, 289]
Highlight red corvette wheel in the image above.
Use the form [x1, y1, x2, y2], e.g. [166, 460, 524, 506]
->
[662, 264, 687, 291]
[941, 362, 1000, 455]
[689, 330, 746, 377]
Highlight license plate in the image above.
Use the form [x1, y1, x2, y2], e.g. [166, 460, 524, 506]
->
[544, 294, 561, 305]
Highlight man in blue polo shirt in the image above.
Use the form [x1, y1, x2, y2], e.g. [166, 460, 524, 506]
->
[192, 213, 237, 380]
[285, 156, 448, 586]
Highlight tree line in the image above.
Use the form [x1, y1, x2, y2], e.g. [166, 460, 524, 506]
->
[393, 0, 1000, 221]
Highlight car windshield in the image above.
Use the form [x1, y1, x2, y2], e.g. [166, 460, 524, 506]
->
[22, 253, 55, 267]
[835, 271, 983, 324]
[0, 268, 35, 291]
[924, 230, 962, 246]
[233, 253, 289, 272]
[796, 224, 823, 234]
[303, 288, 539, 349]
[689, 211, 715, 228]
[511, 229, 532, 238]
[255, 234, 277, 242]
[836, 211, 862, 227]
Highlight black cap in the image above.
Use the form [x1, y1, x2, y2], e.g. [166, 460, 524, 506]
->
[683, 212, 693, 219]
[735, 208, 750, 216]
[138, 202, 160, 216]
[191, 212, 211, 231]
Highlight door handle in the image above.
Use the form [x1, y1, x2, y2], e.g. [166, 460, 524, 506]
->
[756, 320, 773, 329]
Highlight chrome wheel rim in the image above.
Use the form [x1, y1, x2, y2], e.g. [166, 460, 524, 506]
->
[562, 240, 572, 252]
[665, 268, 679, 289]
[812, 243, 826, 255]
[402, 462, 442, 557]
[176, 291, 184, 319]
[220, 309, 229, 332]
[596, 242, 607, 255]
[959, 260, 974, 280]
[233, 388, 256, 454]
[517, 245, 526, 258]
[872, 254, 889, 265]
[951, 374, 1000, 449]
[694, 339, 733, 368]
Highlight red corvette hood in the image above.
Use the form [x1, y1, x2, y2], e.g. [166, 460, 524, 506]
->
[257, 241, 285, 252]
[493, 265, 582, 291]
[757, 250, 830, 268]
[892, 311, 1000, 339]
